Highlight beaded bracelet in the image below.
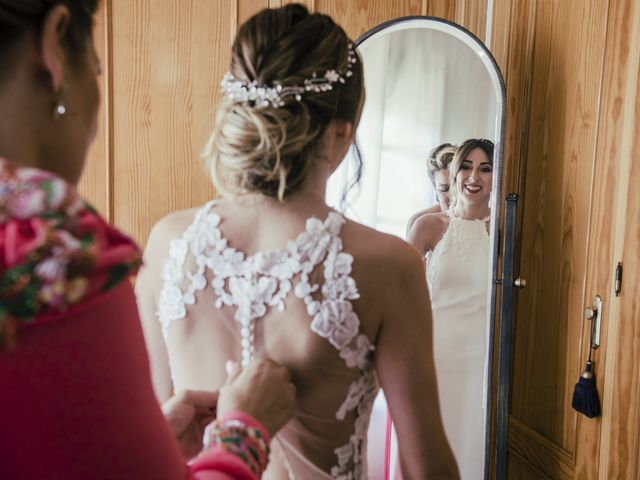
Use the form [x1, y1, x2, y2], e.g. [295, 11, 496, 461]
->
[202, 418, 271, 476]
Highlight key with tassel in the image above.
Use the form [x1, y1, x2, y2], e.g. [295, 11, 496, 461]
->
[571, 296, 602, 418]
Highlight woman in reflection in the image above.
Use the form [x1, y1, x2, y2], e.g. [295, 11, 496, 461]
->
[137, 4, 458, 480]
[408, 138, 494, 480]
[406, 143, 457, 236]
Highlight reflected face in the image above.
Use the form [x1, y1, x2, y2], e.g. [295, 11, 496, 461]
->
[455, 147, 493, 205]
[434, 169, 450, 211]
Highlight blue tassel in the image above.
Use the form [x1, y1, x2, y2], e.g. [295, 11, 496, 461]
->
[571, 361, 601, 418]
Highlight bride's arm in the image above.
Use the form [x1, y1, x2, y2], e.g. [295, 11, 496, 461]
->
[135, 217, 179, 403]
[374, 242, 459, 479]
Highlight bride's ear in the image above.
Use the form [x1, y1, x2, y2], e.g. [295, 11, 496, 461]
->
[332, 119, 354, 144]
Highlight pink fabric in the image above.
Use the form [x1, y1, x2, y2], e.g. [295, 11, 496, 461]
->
[385, 409, 392, 480]
[190, 450, 258, 480]
[0, 282, 260, 480]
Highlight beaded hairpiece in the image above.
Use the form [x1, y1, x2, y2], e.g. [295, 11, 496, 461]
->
[220, 43, 358, 108]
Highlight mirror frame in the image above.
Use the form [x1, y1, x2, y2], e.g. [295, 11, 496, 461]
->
[354, 16, 507, 479]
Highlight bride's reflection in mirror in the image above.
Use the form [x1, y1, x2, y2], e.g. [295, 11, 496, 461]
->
[332, 16, 507, 479]
[407, 138, 494, 479]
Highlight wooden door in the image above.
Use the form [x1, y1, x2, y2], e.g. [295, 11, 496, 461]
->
[491, 0, 640, 477]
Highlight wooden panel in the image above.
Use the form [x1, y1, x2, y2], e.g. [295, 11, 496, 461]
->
[238, 0, 268, 25]
[453, 0, 487, 41]
[492, 0, 640, 478]
[597, 1, 640, 477]
[423, 0, 456, 20]
[313, 0, 423, 40]
[490, 0, 537, 195]
[509, 451, 556, 480]
[279, 0, 315, 10]
[78, 0, 111, 218]
[510, 0, 609, 448]
[509, 417, 574, 479]
[110, 0, 233, 245]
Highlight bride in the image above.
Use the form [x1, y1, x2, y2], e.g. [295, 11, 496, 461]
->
[408, 138, 494, 480]
[136, 4, 458, 479]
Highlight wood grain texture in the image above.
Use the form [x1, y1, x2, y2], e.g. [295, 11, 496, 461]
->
[510, 0, 608, 449]
[491, 0, 612, 478]
[279, 0, 315, 10]
[453, 0, 487, 42]
[490, 0, 537, 196]
[509, 416, 574, 479]
[313, 0, 423, 40]
[492, 0, 640, 478]
[77, 0, 111, 218]
[110, 0, 232, 245]
[508, 453, 556, 480]
[596, 1, 640, 477]
[238, 0, 268, 25]
[423, 0, 456, 20]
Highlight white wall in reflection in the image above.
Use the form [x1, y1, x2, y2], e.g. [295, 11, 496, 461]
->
[327, 27, 497, 238]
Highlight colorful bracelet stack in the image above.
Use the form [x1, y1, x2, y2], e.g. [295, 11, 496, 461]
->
[202, 414, 271, 476]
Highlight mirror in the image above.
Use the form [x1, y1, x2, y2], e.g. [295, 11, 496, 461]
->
[327, 17, 506, 479]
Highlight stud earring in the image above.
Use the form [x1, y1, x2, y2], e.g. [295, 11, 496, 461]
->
[52, 84, 68, 120]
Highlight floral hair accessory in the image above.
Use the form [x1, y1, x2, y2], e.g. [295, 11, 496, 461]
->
[220, 43, 358, 108]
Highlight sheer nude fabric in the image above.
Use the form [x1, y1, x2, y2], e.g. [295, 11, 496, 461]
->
[157, 201, 379, 479]
[425, 214, 489, 480]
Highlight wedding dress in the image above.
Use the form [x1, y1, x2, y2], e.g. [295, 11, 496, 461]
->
[425, 213, 490, 480]
[156, 201, 379, 479]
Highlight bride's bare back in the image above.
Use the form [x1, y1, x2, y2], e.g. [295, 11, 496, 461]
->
[137, 196, 456, 478]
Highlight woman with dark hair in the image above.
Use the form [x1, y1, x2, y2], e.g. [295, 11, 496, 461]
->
[0, 1, 296, 479]
[138, 4, 458, 479]
[408, 138, 494, 479]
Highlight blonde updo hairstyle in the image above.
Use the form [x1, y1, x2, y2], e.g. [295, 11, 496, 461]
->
[204, 3, 364, 201]
[426, 143, 456, 187]
[448, 138, 494, 208]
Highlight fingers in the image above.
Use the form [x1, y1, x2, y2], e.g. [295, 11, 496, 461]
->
[181, 390, 220, 411]
[256, 357, 291, 382]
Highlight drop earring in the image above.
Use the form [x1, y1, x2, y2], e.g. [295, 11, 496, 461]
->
[52, 84, 68, 120]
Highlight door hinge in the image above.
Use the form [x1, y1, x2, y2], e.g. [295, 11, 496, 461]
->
[615, 262, 623, 297]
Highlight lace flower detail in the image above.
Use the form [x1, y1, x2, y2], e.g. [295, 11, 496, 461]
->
[339, 334, 375, 369]
[311, 299, 359, 349]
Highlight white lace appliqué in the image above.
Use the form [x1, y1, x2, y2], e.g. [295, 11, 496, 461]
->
[427, 214, 489, 287]
[157, 201, 376, 479]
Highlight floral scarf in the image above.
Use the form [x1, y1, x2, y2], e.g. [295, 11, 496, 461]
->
[0, 158, 142, 347]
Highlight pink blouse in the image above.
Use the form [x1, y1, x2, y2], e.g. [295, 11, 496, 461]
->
[0, 159, 269, 479]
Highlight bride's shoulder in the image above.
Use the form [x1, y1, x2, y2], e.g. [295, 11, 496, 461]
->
[412, 211, 448, 230]
[340, 218, 422, 269]
[407, 212, 448, 253]
[143, 206, 204, 261]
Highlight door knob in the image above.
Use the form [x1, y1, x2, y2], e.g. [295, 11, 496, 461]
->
[514, 277, 527, 288]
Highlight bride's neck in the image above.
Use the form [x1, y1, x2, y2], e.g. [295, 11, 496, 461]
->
[233, 167, 330, 209]
[453, 200, 490, 220]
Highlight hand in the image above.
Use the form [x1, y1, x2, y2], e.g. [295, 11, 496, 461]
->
[162, 389, 218, 459]
[218, 358, 296, 437]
